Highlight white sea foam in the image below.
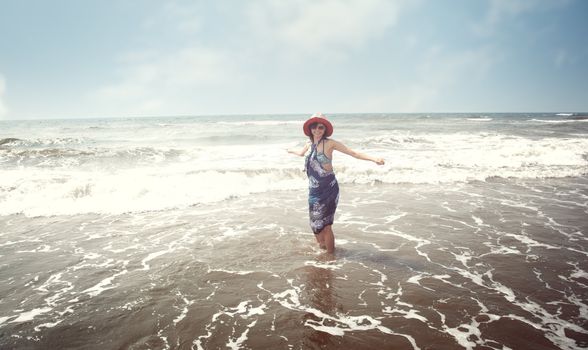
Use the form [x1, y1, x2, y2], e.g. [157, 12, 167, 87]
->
[530, 118, 588, 123]
[82, 261, 128, 297]
[141, 250, 170, 271]
[304, 260, 342, 270]
[173, 295, 194, 325]
[2, 115, 587, 216]
[217, 120, 303, 126]
[226, 320, 257, 350]
[34, 320, 63, 331]
[10, 307, 53, 323]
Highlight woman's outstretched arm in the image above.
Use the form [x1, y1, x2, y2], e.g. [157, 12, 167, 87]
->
[287, 142, 310, 157]
[332, 140, 385, 165]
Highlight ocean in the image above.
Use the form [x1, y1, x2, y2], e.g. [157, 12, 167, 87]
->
[0, 113, 587, 349]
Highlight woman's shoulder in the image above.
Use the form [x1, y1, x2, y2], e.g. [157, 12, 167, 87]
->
[324, 138, 340, 151]
[324, 138, 340, 146]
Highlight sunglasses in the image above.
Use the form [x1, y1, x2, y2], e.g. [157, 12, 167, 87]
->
[311, 124, 326, 130]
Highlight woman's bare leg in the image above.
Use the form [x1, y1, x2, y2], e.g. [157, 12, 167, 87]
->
[314, 234, 326, 249]
[319, 225, 335, 254]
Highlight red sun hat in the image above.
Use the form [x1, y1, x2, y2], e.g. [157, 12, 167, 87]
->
[303, 112, 334, 137]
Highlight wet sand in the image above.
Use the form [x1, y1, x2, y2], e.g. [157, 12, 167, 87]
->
[1, 177, 587, 349]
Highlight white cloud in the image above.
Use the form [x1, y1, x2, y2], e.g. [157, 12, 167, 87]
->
[246, 0, 408, 59]
[91, 0, 415, 115]
[140, 0, 204, 35]
[347, 46, 501, 112]
[0, 75, 7, 118]
[487, 0, 536, 22]
[475, 0, 572, 36]
[93, 47, 237, 115]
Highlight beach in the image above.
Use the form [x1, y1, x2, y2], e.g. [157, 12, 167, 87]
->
[1, 114, 587, 349]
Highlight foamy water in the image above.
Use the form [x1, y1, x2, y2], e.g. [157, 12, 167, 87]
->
[1, 113, 587, 216]
[1, 113, 587, 349]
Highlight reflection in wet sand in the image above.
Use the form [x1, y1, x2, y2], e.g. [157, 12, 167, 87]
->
[304, 255, 337, 348]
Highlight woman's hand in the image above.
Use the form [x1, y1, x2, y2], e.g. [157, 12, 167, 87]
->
[373, 157, 385, 165]
[286, 143, 310, 157]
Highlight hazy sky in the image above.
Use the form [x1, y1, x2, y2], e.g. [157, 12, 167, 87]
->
[1, 0, 587, 119]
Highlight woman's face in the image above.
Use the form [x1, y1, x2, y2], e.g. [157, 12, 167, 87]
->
[311, 123, 326, 138]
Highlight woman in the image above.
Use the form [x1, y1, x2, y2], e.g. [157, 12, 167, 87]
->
[288, 113, 385, 254]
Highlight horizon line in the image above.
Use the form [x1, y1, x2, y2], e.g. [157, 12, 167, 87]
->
[2, 111, 588, 122]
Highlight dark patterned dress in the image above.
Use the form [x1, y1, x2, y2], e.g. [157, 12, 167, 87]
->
[305, 139, 340, 234]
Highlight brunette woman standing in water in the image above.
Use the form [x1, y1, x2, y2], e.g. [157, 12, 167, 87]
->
[287, 113, 385, 254]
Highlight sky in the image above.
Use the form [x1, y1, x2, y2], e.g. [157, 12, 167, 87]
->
[0, 0, 587, 119]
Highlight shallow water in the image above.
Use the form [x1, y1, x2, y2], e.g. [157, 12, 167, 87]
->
[1, 177, 587, 349]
